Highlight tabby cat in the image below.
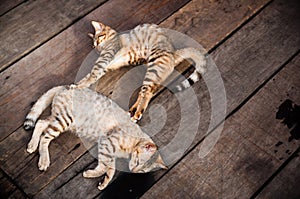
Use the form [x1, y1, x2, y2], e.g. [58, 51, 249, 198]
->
[73, 21, 207, 122]
[24, 86, 167, 190]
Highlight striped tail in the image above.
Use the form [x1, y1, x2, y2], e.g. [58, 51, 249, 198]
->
[24, 86, 66, 130]
[172, 47, 207, 92]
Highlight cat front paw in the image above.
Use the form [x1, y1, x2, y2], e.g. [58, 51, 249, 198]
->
[83, 170, 89, 178]
[83, 170, 96, 178]
[38, 156, 50, 171]
[98, 181, 107, 190]
[83, 168, 105, 178]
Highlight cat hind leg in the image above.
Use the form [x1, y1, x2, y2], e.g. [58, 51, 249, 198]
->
[38, 119, 62, 171]
[27, 119, 49, 154]
[129, 57, 173, 121]
[98, 167, 115, 190]
[129, 85, 154, 122]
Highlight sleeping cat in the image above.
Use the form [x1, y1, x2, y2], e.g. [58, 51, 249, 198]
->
[24, 86, 167, 190]
[73, 21, 207, 122]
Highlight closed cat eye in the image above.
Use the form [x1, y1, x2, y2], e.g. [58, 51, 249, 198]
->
[97, 34, 105, 39]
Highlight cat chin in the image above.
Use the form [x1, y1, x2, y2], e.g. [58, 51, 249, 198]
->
[130, 167, 145, 173]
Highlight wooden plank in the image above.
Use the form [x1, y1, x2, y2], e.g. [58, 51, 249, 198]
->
[0, 0, 190, 196]
[0, 170, 16, 198]
[0, 0, 108, 72]
[34, 152, 97, 198]
[35, 0, 273, 198]
[256, 149, 300, 198]
[0, 169, 26, 198]
[6, 189, 26, 199]
[160, 0, 271, 50]
[251, 54, 300, 198]
[0, 0, 25, 16]
[142, 3, 300, 196]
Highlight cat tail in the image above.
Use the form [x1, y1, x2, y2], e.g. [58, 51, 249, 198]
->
[24, 85, 66, 130]
[172, 47, 207, 92]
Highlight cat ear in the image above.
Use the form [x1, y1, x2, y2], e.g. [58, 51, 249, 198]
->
[91, 21, 104, 32]
[88, 33, 94, 38]
[156, 154, 168, 170]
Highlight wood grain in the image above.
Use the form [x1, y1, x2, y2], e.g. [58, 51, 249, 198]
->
[0, 169, 26, 198]
[0, 0, 25, 16]
[34, 0, 274, 198]
[34, 152, 97, 198]
[142, 0, 300, 197]
[254, 55, 300, 199]
[0, 0, 108, 72]
[160, 0, 271, 50]
[0, 0, 190, 196]
[256, 149, 300, 198]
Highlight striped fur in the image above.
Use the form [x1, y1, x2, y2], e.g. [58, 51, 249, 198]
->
[74, 21, 207, 122]
[24, 86, 167, 190]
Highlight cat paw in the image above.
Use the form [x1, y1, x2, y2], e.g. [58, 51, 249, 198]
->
[27, 143, 37, 154]
[130, 117, 138, 123]
[130, 112, 143, 123]
[98, 182, 107, 190]
[129, 108, 143, 122]
[83, 169, 104, 178]
[83, 170, 94, 178]
[38, 156, 50, 171]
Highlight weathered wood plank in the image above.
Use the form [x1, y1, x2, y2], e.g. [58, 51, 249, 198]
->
[0, 0, 25, 16]
[34, 151, 97, 198]
[7, 189, 26, 199]
[35, 0, 273, 198]
[142, 1, 300, 196]
[0, 0, 108, 72]
[251, 54, 300, 199]
[160, 0, 271, 51]
[0, 0, 190, 196]
[256, 149, 300, 198]
[0, 170, 16, 198]
[0, 169, 26, 198]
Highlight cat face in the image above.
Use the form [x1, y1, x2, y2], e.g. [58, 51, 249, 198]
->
[88, 21, 116, 50]
[129, 141, 167, 173]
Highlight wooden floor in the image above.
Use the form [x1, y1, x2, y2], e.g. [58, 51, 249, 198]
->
[1, 0, 300, 198]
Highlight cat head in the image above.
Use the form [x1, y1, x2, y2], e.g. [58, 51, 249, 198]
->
[129, 141, 167, 173]
[88, 21, 117, 50]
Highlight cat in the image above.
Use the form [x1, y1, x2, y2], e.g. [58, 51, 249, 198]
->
[24, 85, 167, 190]
[73, 21, 207, 122]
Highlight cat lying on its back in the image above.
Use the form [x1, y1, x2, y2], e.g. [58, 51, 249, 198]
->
[24, 86, 167, 190]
